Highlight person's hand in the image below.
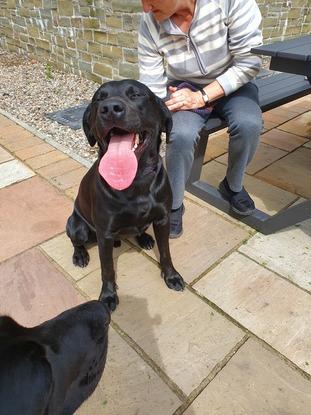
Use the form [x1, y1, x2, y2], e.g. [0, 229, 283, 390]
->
[165, 86, 205, 112]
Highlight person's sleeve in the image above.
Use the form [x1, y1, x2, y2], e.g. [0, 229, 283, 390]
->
[138, 14, 168, 98]
[216, 0, 263, 95]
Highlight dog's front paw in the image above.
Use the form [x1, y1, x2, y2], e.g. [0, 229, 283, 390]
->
[73, 246, 90, 267]
[99, 290, 119, 312]
[136, 233, 155, 250]
[162, 271, 185, 291]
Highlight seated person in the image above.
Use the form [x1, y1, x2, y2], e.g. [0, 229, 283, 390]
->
[138, 0, 263, 237]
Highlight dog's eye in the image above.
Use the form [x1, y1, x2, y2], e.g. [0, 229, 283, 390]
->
[95, 92, 108, 101]
[130, 93, 143, 99]
[127, 87, 146, 100]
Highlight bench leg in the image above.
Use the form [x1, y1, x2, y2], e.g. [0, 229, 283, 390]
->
[187, 130, 209, 183]
[187, 177, 311, 234]
[257, 200, 311, 235]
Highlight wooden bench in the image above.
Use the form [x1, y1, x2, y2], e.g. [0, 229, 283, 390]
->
[186, 73, 311, 234]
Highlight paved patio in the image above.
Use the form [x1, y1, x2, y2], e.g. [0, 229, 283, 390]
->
[0, 95, 310, 414]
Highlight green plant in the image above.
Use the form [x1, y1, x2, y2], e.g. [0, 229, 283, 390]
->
[45, 63, 53, 80]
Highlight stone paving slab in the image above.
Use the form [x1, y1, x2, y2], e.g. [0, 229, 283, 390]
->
[263, 108, 297, 125]
[0, 123, 28, 137]
[14, 142, 55, 160]
[203, 130, 229, 163]
[0, 126, 42, 151]
[0, 146, 13, 163]
[255, 147, 311, 198]
[0, 158, 35, 189]
[0, 247, 84, 327]
[262, 119, 278, 131]
[194, 252, 311, 375]
[201, 161, 297, 215]
[77, 328, 182, 415]
[261, 128, 309, 151]
[25, 149, 68, 169]
[184, 191, 254, 232]
[130, 198, 249, 284]
[239, 220, 311, 292]
[78, 249, 245, 395]
[36, 157, 83, 180]
[216, 142, 288, 175]
[0, 176, 73, 262]
[184, 338, 311, 415]
[0, 114, 15, 128]
[65, 184, 80, 200]
[40, 232, 131, 282]
[278, 111, 311, 138]
[50, 166, 88, 190]
[283, 99, 311, 114]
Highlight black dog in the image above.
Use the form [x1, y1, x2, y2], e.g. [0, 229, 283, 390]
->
[0, 301, 110, 415]
[66, 80, 185, 311]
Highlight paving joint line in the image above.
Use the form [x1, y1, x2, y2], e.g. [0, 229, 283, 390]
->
[109, 320, 188, 403]
[246, 141, 311, 178]
[238, 250, 311, 296]
[184, 193, 255, 234]
[37, 245, 92, 300]
[172, 334, 249, 414]
[187, 284, 311, 379]
[0, 229, 66, 268]
[0, 108, 93, 168]
[188, 234, 256, 288]
[247, 332, 311, 382]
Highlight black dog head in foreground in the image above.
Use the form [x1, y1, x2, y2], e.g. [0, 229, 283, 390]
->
[0, 301, 110, 415]
[66, 79, 185, 312]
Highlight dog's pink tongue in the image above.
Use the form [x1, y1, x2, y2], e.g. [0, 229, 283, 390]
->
[98, 133, 137, 190]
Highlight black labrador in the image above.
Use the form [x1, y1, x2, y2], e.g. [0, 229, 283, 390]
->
[66, 80, 185, 311]
[0, 301, 110, 415]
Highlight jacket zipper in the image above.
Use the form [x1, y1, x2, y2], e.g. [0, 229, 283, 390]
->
[185, 33, 208, 75]
[186, 35, 191, 53]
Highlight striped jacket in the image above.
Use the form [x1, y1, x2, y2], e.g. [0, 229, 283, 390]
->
[138, 0, 263, 98]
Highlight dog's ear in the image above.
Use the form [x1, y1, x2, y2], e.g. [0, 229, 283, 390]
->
[155, 96, 173, 142]
[83, 104, 96, 147]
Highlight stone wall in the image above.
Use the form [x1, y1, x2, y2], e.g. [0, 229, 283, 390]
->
[257, 0, 310, 41]
[0, 0, 310, 84]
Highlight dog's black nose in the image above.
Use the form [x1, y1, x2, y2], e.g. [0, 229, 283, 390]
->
[101, 100, 125, 118]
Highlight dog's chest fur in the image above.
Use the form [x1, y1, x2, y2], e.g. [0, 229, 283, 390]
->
[96, 191, 167, 237]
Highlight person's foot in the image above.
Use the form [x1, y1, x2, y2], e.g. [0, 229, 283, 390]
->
[169, 204, 185, 239]
[219, 177, 255, 216]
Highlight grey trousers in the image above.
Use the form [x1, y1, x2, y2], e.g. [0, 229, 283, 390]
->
[166, 82, 263, 209]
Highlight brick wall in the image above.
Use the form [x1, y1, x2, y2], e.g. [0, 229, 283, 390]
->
[0, 0, 310, 84]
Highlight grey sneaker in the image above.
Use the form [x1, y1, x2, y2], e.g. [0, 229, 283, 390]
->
[169, 204, 185, 239]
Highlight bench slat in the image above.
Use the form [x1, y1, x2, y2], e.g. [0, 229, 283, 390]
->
[201, 73, 310, 132]
[257, 74, 311, 111]
[251, 35, 311, 59]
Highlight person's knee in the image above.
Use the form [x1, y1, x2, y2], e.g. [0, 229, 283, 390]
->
[169, 124, 198, 152]
[230, 116, 262, 141]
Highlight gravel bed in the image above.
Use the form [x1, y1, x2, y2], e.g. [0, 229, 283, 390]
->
[0, 49, 99, 163]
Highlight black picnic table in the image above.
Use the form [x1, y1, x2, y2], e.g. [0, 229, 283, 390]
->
[249, 36, 311, 233]
[251, 34, 311, 81]
[186, 36, 311, 234]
